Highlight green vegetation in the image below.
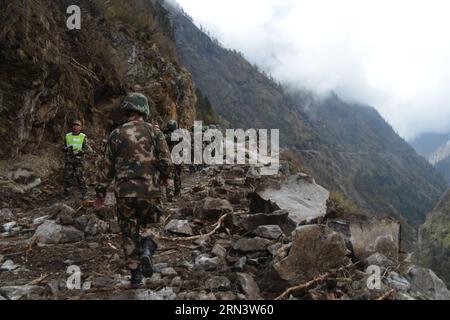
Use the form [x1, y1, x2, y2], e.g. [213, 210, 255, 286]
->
[194, 88, 219, 125]
[330, 191, 359, 214]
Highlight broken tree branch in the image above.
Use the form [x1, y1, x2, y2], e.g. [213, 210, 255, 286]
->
[275, 263, 355, 300]
[373, 289, 396, 300]
[157, 212, 233, 242]
[26, 273, 49, 286]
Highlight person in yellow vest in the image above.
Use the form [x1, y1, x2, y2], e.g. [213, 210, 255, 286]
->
[63, 119, 91, 199]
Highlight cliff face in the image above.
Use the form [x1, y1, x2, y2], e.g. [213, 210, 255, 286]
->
[170, 8, 447, 228]
[418, 189, 450, 286]
[0, 0, 196, 160]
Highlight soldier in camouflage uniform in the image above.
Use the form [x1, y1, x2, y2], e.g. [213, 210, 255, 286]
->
[163, 120, 182, 201]
[63, 119, 91, 200]
[95, 93, 172, 287]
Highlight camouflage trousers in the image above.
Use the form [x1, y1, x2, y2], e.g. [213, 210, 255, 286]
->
[63, 158, 87, 195]
[166, 165, 182, 200]
[116, 197, 163, 271]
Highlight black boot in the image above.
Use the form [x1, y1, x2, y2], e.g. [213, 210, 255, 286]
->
[141, 237, 157, 278]
[130, 268, 143, 288]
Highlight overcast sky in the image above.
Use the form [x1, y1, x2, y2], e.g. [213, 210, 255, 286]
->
[176, 0, 450, 140]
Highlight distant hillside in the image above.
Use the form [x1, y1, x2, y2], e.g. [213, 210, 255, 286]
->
[418, 189, 450, 286]
[410, 134, 450, 185]
[429, 141, 450, 185]
[168, 5, 447, 228]
[436, 158, 450, 185]
[410, 132, 450, 159]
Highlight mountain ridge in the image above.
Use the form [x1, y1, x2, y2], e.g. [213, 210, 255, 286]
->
[168, 5, 447, 228]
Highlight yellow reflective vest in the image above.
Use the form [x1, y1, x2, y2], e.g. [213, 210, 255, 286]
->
[65, 133, 86, 151]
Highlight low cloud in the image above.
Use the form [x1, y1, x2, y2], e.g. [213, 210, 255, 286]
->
[177, 0, 450, 140]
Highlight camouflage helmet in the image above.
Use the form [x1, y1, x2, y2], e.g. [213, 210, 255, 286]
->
[72, 119, 82, 126]
[167, 120, 178, 131]
[120, 92, 151, 116]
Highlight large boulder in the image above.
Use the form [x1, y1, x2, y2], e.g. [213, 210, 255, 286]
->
[236, 210, 296, 235]
[250, 174, 329, 225]
[198, 198, 233, 220]
[349, 217, 400, 261]
[32, 220, 84, 244]
[408, 266, 450, 300]
[273, 225, 350, 285]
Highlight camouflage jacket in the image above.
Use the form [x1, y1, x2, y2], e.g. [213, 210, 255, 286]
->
[164, 130, 178, 152]
[95, 119, 172, 199]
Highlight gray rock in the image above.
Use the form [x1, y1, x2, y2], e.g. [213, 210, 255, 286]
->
[146, 273, 164, 287]
[238, 210, 290, 232]
[200, 198, 233, 220]
[0, 208, 13, 218]
[366, 252, 396, 269]
[194, 237, 209, 249]
[271, 243, 291, 264]
[0, 285, 45, 300]
[109, 220, 121, 234]
[161, 267, 178, 277]
[349, 218, 400, 261]
[136, 287, 177, 300]
[1, 259, 18, 271]
[32, 220, 84, 244]
[33, 215, 49, 225]
[170, 277, 183, 287]
[233, 237, 272, 252]
[0, 254, 3, 264]
[197, 291, 217, 300]
[273, 225, 350, 285]
[74, 215, 90, 231]
[153, 263, 170, 273]
[386, 272, 410, 292]
[165, 219, 193, 236]
[231, 166, 246, 175]
[215, 291, 237, 300]
[3, 221, 17, 232]
[267, 243, 283, 256]
[195, 254, 221, 270]
[236, 273, 261, 299]
[84, 216, 100, 236]
[408, 266, 450, 300]
[395, 292, 416, 300]
[233, 256, 247, 272]
[84, 217, 108, 236]
[211, 243, 227, 259]
[251, 174, 329, 225]
[92, 277, 115, 288]
[41, 203, 75, 219]
[7, 168, 42, 192]
[205, 276, 231, 291]
[82, 281, 92, 291]
[253, 225, 283, 240]
[57, 211, 74, 226]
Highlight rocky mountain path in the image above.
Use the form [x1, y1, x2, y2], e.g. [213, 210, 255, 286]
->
[1, 161, 450, 300]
